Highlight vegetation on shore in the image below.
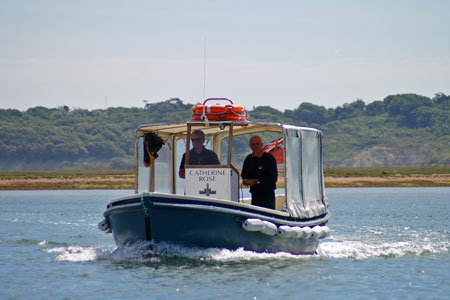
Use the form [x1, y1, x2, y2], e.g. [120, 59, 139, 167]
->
[1, 93, 449, 170]
[1, 167, 449, 190]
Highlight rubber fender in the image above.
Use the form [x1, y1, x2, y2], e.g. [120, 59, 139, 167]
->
[277, 225, 296, 238]
[261, 221, 278, 236]
[242, 218, 264, 232]
[321, 226, 331, 238]
[291, 226, 305, 239]
[98, 219, 111, 233]
[302, 227, 313, 239]
[311, 226, 326, 239]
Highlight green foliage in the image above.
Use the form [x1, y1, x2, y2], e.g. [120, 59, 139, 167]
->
[248, 106, 284, 122]
[0, 94, 449, 170]
[286, 102, 328, 124]
[365, 100, 385, 116]
[384, 94, 434, 128]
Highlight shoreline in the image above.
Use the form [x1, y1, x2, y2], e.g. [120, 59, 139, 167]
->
[324, 174, 450, 188]
[1, 174, 449, 190]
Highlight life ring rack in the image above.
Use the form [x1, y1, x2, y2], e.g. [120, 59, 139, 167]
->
[191, 98, 246, 121]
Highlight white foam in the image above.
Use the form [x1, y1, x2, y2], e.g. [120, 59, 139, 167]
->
[71, 241, 312, 262]
[47, 245, 113, 262]
[46, 237, 449, 263]
[149, 242, 302, 261]
[317, 239, 449, 259]
[107, 240, 161, 262]
[108, 242, 317, 262]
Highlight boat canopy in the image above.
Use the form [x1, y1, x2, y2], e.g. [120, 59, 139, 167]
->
[134, 120, 328, 219]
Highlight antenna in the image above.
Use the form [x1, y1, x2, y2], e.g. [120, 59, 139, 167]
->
[203, 36, 207, 101]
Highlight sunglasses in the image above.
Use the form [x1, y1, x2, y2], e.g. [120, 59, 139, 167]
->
[250, 142, 262, 146]
[191, 138, 203, 142]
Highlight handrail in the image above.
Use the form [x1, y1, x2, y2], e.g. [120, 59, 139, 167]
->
[203, 98, 234, 105]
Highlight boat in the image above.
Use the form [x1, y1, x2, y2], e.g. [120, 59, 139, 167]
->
[98, 98, 330, 254]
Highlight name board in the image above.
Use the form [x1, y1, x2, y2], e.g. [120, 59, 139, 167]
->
[185, 167, 238, 202]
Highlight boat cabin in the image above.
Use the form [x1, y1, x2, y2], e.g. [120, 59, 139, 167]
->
[135, 120, 328, 218]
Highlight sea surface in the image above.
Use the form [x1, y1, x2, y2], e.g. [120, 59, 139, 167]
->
[0, 188, 449, 300]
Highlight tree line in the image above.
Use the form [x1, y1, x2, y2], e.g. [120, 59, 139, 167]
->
[0, 94, 449, 170]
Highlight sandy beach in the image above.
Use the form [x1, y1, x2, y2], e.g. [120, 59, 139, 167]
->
[0, 175, 134, 190]
[1, 173, 449, 190]
[324, 173, 450, 188]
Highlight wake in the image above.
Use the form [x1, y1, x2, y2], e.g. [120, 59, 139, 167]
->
[46, 237, 449, 262]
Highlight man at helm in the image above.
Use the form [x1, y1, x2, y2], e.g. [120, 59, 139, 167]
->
[179, 130, 220, 178]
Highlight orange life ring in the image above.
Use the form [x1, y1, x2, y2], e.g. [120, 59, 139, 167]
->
[191, 98, 246, 121]
[192, 104, 245, 114]
[191, 111, 246, 121]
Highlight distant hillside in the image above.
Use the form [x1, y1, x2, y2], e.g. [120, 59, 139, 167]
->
[0, 94, 449, 170]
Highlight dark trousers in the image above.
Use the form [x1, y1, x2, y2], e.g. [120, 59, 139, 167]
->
[251, 192, 276, 210]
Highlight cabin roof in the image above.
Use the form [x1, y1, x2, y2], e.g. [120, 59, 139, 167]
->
[136, 121, 320, 138]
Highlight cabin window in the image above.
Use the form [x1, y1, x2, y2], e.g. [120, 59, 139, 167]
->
[153, 141, 172, 193]
[220, 135, 245, 166]
[221, 132, 283, 167]
[137, 137, 150, 193]
[302, 131, 323, 207]
[175, 138, 186, 194]
[176, 135, 218, 194]
[221, 132, 285, 204]
[137, 136, 173, 193]
[284, 129, 303, 207]
[284, 128, 325, 218]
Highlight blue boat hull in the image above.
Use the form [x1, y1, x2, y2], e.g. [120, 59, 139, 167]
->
[103, 193, 329, 254]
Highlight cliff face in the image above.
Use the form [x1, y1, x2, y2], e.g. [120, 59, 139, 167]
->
[330, 145, 433, 168]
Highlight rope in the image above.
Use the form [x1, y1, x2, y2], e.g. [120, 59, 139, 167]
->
[140, 192, 152, 241]
[227, 108, 247, 120]
[140, 192, 149, 215]
[201, 105, 210, 126]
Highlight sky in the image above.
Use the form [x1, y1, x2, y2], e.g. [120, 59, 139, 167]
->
[1, 0, 449, 112]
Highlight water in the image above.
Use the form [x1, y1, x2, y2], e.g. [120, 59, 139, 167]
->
[0, 188, 449, 300]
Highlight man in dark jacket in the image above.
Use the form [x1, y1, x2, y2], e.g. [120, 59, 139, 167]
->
[179, 130, 220, 178]
[241, 135, 278, 209]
